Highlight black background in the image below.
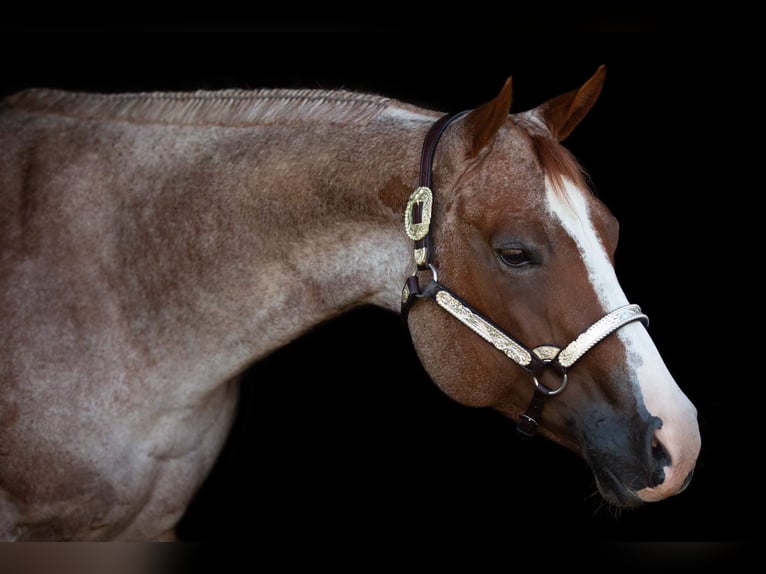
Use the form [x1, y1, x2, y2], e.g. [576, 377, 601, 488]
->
[1, 11, 755, 566]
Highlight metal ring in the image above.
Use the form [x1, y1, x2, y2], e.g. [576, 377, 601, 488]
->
[532, 372, 568, 396]
[427, 263, 438, 284]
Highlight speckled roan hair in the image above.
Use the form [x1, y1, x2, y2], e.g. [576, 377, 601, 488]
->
[0, 67, 699, 540]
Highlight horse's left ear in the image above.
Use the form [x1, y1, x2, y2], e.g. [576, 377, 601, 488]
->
[463, 76, 513, 158]
[525, 65, 606, 142]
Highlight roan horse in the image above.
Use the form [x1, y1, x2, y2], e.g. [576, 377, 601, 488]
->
[0, 66, 701, 540]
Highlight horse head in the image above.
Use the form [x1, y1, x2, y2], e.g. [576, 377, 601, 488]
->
[403, 66, 700, 507]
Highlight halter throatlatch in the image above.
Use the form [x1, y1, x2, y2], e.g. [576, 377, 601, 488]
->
[402, 111, 649, 437]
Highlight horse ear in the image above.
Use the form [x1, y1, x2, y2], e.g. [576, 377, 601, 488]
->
[463, 76, 513, 157]
[528, 65, 606, 142]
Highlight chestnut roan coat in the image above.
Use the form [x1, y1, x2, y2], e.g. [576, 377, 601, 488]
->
[0, 68, 700, 540]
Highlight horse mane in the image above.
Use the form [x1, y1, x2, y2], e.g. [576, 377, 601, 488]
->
[6, 86, 591, 197]
[4, 87, 395, 127]
[529, 133, 592, 196]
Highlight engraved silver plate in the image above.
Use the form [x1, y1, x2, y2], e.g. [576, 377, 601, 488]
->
[557, 304, 648, 368]
[414, 247, 428, 267]
[532, 345, 561, 362]
[435, 290, 532, 366]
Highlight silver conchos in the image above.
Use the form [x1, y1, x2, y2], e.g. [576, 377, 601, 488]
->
[532, 345, 561, 362]
[404, 186, 433, 241]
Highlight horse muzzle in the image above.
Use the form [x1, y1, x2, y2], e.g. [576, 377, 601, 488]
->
[583, 403, 700, 507]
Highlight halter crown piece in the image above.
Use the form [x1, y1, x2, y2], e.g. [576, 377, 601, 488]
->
[402, 111, 649, 437]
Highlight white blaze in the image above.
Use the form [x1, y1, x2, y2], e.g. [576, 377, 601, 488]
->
[544, 176, 700, 501]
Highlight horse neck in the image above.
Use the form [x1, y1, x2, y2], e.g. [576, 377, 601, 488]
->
[131, 108, 433, 382]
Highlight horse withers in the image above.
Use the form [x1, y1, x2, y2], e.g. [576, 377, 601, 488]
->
[0, 66, 700, 540]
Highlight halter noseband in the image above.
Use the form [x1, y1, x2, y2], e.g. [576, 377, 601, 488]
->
[401, 111, 649, 437]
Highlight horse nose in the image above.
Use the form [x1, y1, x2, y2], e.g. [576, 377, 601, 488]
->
[637, 410, 700, 502]
[648, 417, 671, 487]
[648, 431, 694, 492]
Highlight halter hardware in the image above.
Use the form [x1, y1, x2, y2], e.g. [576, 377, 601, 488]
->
[404, 186, 433, 267]
[402, 111, 649, 437]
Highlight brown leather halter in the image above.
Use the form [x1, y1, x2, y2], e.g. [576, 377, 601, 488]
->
[401, 111, 649, 437]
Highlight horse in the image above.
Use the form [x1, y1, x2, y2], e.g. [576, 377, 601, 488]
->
[0, 66, 701, 541]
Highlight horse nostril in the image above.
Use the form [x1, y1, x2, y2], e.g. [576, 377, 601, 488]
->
[649, 434, 671, 487]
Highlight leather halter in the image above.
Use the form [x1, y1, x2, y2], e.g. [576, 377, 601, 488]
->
[401, 111, 649, 437]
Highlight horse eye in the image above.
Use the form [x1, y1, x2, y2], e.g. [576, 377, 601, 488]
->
[497, 247, 532, 267]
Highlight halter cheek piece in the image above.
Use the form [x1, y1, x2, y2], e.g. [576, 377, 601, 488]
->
[401, 111, 649, 437]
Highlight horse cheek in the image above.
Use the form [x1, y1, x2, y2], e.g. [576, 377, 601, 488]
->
[408, 309, 501, 408]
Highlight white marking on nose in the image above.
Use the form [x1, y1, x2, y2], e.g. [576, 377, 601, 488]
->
[544, 176, 700, 501]
[543, 177, 627, 310]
